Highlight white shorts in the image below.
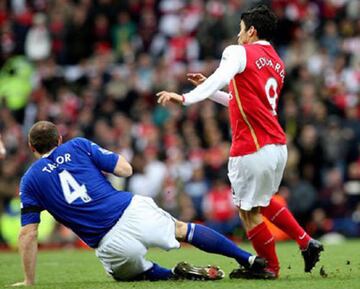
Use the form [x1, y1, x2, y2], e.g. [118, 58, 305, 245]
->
[228, 144, 287, 211]
[95, 195, 180, 281]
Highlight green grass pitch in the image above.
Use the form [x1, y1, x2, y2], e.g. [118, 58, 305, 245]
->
[1, 240, 360, 289]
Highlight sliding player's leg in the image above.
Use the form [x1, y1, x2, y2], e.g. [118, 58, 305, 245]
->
[175, 221, 266, 270]
[95, 210, 173, 281]
[100, 195, 226, 281]
[133, 194, 268, 280]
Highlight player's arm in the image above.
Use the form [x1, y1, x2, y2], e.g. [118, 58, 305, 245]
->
[113, 154, 133, 178]
[13, 179, 42, 287]
[187, 73, 230, 107]
[157, 45, 246, 106]
[83, 139, 133, 178]
[13, 224, 39, 286]
[210, 91, 231, 107]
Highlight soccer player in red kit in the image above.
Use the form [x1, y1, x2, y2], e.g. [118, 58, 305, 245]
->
[157, 5, 323, 279]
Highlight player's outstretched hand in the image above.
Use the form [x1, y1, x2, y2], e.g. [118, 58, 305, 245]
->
[187, 73, 207, 86]
[157, 91, 183, 106]
[0, 134, 6, 159]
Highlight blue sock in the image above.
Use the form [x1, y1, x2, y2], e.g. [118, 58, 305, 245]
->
[186, 223, 251, 267]
[134, 263, 173, 281]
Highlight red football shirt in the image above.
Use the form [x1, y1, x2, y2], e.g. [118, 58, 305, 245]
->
[228, 43, 287, 157]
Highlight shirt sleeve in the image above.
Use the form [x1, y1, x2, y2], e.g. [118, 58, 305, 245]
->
[78, 138, 119, 173]
[20, 177, 43, 226]
[209, 91, 230, 107]
[183, 45, 246, 105]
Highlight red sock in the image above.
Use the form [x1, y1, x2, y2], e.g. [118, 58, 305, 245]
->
[261, 198, 311, 250]
[247, 222, 279, 274]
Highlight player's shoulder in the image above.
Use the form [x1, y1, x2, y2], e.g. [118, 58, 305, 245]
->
[221, 45, 246, 62]
[67, 137, 89, 146]
[65, 137, 99, 160]
[243, 41, 272, 53]
[249, 41, 279, 55]
[223, 45, 245, 55]
[64, 137, 92, 151]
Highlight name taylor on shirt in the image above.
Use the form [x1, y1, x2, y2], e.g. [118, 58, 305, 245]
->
[42, 153, 71, 173]
[255, 57, 285, 83]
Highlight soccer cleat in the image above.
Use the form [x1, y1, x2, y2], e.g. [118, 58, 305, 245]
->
[229, 266, 277, 280]
[172, 261, 225, 281]
[302, 239, 324, 272]
[247, 256, 267, 270]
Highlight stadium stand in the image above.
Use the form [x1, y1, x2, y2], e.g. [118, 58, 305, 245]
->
[0, 0, 359, 246]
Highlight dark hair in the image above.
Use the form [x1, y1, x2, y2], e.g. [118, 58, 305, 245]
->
[241, 5, 277, 41]
[29, 121, 60, 154]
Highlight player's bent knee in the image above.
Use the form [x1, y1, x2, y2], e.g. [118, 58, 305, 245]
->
[111, 256, 150, 281]
[175, 221, 188, 241]
[239, 207, 262, 231]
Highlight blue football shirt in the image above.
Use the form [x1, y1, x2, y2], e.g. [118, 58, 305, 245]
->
[20, 137, 133, 248]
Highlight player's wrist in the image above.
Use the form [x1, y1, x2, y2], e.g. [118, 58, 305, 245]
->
[181, 94, 185, 103]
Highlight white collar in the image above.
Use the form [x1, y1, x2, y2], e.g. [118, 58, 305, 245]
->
[253, 40, 271, 45]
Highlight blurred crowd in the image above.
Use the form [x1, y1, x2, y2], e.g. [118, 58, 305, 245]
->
[0, 0, 360, 246]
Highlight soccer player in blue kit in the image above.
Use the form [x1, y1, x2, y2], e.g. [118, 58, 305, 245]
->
[13, 121, 267, 286]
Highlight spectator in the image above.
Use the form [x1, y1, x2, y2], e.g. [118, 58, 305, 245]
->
[64, 5, 91, 64]
[0, 56, 33, 123]
[25, 13, 51, 61]
[184, 165, 210, 220]
[112, 11, 137, 61]
[203, 178, 240, 236]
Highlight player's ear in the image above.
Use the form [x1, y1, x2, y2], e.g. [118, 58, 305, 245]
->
[58, 135, 63, 145]
[28, 142, 36, 153]
[248, 26, 257, 38]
